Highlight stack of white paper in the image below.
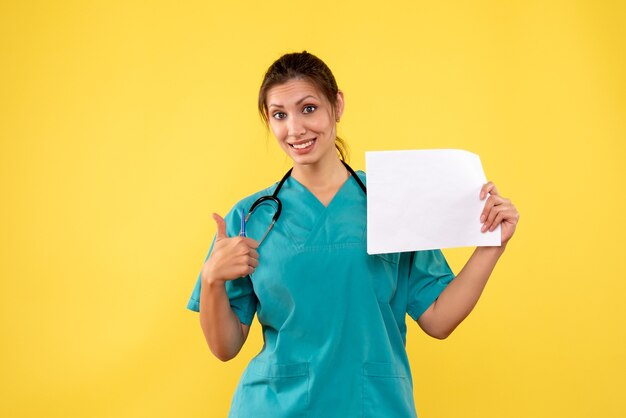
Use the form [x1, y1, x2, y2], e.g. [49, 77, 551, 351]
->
[366, 149, 501, 254]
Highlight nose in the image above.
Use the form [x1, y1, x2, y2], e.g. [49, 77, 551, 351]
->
[287, 115, 306, 137]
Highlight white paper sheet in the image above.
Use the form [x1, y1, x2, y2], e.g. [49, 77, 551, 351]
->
[366, 149, 501, 254]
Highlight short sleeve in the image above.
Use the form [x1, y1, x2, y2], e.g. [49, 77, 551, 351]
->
[405, 249, 455, 321]
[186, 209, 258, 326]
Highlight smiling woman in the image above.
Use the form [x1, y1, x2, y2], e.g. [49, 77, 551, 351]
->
[186, 51, 519, 418]
[266, 79, 342, 166]
[258, 51, 349, 163]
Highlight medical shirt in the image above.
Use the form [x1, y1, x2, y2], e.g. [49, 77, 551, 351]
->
[187, 171, 455, 418]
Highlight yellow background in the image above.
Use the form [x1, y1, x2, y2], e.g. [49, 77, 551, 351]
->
[1, 1, 625, 417]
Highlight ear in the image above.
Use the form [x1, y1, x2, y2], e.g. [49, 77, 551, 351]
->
[335, 90, 345, 121]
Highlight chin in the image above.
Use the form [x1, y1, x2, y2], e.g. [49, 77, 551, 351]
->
[290, 156, 319, 166]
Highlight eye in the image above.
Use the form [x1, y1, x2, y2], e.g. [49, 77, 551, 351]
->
[272, 112, 287, 120]
[303, 105, 317, 114]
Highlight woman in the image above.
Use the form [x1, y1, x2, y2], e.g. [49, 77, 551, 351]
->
[187, 51, 519, 417]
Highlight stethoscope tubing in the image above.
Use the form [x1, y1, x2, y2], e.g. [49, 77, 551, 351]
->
[245, 161, 366, 244]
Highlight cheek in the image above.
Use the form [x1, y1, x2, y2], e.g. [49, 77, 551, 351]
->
[269, 122, 285, 140]
[309, 114, 332, 134]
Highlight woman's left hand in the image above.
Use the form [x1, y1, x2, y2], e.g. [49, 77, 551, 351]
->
[479, 182, 520, 245]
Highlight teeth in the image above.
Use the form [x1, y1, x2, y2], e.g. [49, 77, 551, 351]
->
[292, 140, 314, 149]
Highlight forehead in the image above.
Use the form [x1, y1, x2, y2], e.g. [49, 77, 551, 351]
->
[266, 79, 326, 106]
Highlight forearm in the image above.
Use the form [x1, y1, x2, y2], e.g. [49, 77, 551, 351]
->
[420, 245, 506, 338]
[199, 278, 246, 361]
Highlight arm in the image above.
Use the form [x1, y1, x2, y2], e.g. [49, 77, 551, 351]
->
[199, 213, 259, 361]
[417, 245, 505, 339]
[417, 182, 519, 339]
[199, 278, 251, 361]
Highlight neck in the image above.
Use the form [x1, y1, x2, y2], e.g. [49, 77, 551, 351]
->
[291, 155, 348, 191]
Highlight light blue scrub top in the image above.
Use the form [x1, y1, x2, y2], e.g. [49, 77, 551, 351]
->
[187, 171, 455, 418]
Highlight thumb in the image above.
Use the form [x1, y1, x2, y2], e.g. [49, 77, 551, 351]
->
[212, 213, 228, 240]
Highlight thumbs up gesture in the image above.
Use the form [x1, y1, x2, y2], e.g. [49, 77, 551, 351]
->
[201, 213, 260, 285]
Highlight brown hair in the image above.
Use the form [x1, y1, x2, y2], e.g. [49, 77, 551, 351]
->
[258, 51, 349, 161]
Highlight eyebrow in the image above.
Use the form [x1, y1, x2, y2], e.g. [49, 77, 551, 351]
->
[268, 95, 317, 109]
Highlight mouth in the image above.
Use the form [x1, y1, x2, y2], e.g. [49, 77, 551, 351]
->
[289, 138, 317, 150]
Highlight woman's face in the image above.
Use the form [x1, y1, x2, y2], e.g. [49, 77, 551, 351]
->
[265, 79, 343, 168]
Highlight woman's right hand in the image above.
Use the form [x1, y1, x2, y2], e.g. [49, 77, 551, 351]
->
[201, 213, 260, 284]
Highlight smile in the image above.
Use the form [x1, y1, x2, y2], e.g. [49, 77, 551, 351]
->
[289, 138, 316, 150]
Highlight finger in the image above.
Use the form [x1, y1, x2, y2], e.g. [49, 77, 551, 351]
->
[235, 265, 254, 277]
[489, 211, 506, 232]
[484, 203, 513, 232]
[248, 248, 260, 259]
[480, 195, 498, 223]
[242, 237, 260, 249]
[212, 213, 228, 240]
[237, 258, 256, 276]
[483, 201, 504, 231]
[480, 182, 499, 200]
[248, 257, 259, 268]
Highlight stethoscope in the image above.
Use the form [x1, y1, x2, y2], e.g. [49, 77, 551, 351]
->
[244, 161, 367, 244]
